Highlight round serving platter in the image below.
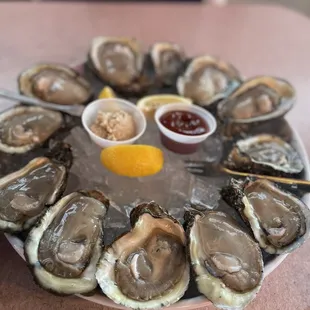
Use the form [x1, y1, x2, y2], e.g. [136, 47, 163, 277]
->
[2, 60, 310, 310]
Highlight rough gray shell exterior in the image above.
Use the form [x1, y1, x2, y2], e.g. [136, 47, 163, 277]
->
[224, 134, 304, 176]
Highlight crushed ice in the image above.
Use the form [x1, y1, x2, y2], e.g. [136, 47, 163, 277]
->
[64, 123, 224, 235]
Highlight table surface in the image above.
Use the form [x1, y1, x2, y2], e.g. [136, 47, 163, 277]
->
[0, 2, 310, 310]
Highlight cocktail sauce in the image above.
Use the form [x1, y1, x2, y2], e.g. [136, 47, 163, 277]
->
[159, 111, 209, 136]
[158, 110, 210, 154]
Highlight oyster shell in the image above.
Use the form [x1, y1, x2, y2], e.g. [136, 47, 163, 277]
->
[96, 201, 190, 309]
[150, 42, 185, 85]
[0, 142, 72, 233]
[217, 76, 295, 124]
[0, 106, 63, 154]
[89, 36, 148, 93]
[18, 64, 92, 105]
[177, 56, 242, 107]
[185, 211, 263, 310]
[221, 179, 310, 254]
[224, 134, 304, 176]
[25, 190, 109, 295]
[219, 116, 294, 141]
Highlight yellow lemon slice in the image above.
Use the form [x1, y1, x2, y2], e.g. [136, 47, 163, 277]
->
[136, 94, 192, 119]
[98, 86, 116, 99]
[100, 145, 164, 177]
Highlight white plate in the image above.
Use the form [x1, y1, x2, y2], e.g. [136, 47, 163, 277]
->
[2, 61, 310, 309]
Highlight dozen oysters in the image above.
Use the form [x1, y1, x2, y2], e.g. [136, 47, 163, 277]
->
[0, 36, 308, 310]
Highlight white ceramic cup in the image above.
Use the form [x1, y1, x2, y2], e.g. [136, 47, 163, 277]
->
[154, 103, 217, 153]
[82, 98, 147, 148]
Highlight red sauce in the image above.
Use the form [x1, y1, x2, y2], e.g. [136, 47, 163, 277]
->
[159, 111, 209, 136]
[159, 132, 200, 154]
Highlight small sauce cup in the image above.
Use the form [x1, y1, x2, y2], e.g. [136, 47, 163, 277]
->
[154, 103, 217, 154]
[82, 98, 147, 148]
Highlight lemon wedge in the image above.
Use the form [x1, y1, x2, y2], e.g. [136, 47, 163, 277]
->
[98, 86, 116, 99]
[100, 145, 164, 177]
[136, 94, 192, 119]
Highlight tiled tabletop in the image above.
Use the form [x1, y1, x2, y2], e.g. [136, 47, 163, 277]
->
[0, 2, 309, 310]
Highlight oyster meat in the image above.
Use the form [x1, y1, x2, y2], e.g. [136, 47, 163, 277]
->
[89, 37, 146, 92]
[18, 64, 92, 105]
[221, 179, 310, 254]
[225, 134, 304, 176]
[185, 211, 263, 310]
[0, 106, 63, 154]
[0, 142, 72, 233]
[96, 201, 190, 309]
[217, 76, 295, 124]
[177, 56, 242, 107]
[25, 190, 109, 295]
[150, 42, 185, 85]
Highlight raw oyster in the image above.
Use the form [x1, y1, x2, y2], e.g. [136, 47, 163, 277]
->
[96, 201, 190, 309]
[25, 190, 109, 295]
[224, 134, 304, 176]
[221, 179, 310, 254]
[185, 211, 263, 310]
[0, 106, 63, 154]
[150, 42, 185, 85]
[217, 76, 295, 124]
[219, 116, 294, 142]
[89, 36, 148, 93]
[177, 56, 242, 107]
[0, 142, 72, 233]
[18, 64, 92, 105]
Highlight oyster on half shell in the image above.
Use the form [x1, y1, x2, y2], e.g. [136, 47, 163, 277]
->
[221, 179, 310, 254]
[185, 211, 264, 310]
[25, 190, 109, 295]
[18, 64, 93, 105]
[89, 37, 147, 93]
[96, 201, 190, 309]
[0, 142, 72, 233]
[0, 106, 63, 154]
[177, 56, 242, 107]
[217, 76, 295, 124]
[224, 134, 304, 176]
[150, 42, 185, 85]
